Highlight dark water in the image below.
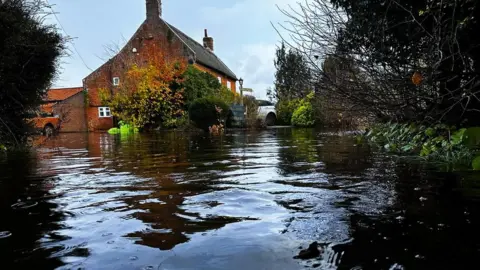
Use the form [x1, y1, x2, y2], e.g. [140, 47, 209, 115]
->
[1, 129, 480, 270]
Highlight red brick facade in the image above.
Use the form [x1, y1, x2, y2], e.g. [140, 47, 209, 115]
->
[83, 0, 237, 131]
[53, 92, 87, 132]
[194, 63, 237, 93]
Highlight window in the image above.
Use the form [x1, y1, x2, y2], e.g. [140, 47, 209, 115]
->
[98, 107, 111, 118]
[112, 77, 120, 86]
[227, 81, 231, 89]
[217, 76, 222, 84]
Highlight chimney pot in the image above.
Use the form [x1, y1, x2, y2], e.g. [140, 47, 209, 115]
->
[203, 29, 214, 52]
[146, 0, 162, 21]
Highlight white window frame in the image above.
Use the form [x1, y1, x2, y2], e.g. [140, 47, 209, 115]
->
[227, 81, 231, 89]
[98, 107, 111, 118]
[217, 76, 222, 84]
[112, 77, 120, 86]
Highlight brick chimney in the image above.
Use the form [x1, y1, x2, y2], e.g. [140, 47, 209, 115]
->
[203, 29, 214, 52]
[146, 0, 162, 21]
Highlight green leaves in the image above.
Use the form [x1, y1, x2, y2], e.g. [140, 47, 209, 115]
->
[425, 127, 435, 137]
[472, 156, 480, 170]
[188, 97, 229, 131]
[291, 104, 315, 127]
[451, 128, 466, 145]
[463, 127, 480, 148]
[365, 122, 476, 169]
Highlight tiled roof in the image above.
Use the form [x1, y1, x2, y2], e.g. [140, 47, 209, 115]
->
[45, 87, 83, 102]
[165, 22, 238, 80]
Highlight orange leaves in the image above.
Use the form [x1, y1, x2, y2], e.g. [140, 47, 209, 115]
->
[104, 42, 188, 129]
[412, 71, 423, 86]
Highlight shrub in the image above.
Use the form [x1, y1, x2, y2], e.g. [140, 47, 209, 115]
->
[181, 66, 220, 109]
[163, 114, 190, 129]
[100, 48, 186, 130]
[292, 103, 315, 127]
[276, 99, 301, 125]
[189, 97, 229, 131]
[364, 122, 480, 169]
[214, 85, 240, 105]
[244, 95, 261, 128]
[1, 0, 65, 146]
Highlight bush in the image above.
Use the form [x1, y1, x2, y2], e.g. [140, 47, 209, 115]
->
[163, 114, 190, 129]
[189, 98, 229, 131]
[292, 104, 315, 127]
[1, 0, 65, 146]
[276, 99, 301, 125]
[181, 66, 220, 109]
[214, 85, 240, 105]
[364, 122, 480, 170]
[244, 96, 261, 128]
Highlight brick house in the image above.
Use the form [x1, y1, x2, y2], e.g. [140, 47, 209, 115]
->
[41, 87, 87, 132]
[83, 0, 238, 131]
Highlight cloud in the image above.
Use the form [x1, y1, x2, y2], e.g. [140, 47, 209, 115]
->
[200, 0, 297, 24]
[197, 0, 299, 99]
[230, 43, 277, 99]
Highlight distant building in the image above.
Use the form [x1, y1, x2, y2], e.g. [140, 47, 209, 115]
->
[41, 87, 87, 132]
[83, 0, 238, 131]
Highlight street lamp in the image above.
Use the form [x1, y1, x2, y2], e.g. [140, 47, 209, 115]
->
[239, 78, 244, 105]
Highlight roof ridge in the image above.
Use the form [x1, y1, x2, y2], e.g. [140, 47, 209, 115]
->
[160, 18, 196, 58]
[164, 21, 237, 80]
[50, 87, 83, 90]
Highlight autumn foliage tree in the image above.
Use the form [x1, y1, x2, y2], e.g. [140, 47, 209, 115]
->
[101, 43, 187, 129]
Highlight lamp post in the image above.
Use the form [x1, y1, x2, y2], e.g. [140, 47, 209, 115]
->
[239, 78, 244, 105]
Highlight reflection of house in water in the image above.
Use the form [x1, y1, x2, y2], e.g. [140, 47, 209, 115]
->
[82, 132, 247, 250]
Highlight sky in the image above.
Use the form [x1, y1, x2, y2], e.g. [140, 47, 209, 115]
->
[46, 0, 297, 99]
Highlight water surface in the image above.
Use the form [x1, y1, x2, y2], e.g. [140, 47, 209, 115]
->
[1, 129, 480, 269]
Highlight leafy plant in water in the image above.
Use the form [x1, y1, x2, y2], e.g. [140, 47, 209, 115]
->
[365, 122, 480, 169]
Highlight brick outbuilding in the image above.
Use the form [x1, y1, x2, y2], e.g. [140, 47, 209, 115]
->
[41, 87, 87, 132]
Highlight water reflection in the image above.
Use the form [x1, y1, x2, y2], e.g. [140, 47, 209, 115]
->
[1, 129, 480, 269]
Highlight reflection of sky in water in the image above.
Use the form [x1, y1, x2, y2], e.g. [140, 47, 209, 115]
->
[1, 130, 479, 269]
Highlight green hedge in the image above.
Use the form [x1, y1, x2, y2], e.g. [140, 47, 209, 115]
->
[276, 99, 301, 125]
[292, 103, 315, 127]
[188, 97, 229, 131]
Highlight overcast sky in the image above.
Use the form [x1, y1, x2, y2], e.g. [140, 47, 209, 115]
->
[46, 0, 297, 99]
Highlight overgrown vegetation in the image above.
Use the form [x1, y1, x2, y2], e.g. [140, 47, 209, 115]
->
[188, 97, 229, 131]
[0, 0, 65, 148]
[100, 49, 241, 132]
[181, 65, 221, 109]
[364, 123, 480, 170]
[291, 92, 315, 127]
[243, 96, 261, 129]
[277, 0, 480, 126]
[270, 0, 480, 168]
[100, 42, 188, 130]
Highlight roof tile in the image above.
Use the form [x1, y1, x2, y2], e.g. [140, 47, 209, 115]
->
[45, 87, 83, 102]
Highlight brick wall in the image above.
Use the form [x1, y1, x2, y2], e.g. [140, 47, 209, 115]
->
[193, 63, 237, 93]
[86, 107, 113, 131]
[53, 92, 87, 132]
[83, 19, 191, 131]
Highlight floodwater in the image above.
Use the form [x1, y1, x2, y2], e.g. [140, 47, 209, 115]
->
[1, 129, 480, 270]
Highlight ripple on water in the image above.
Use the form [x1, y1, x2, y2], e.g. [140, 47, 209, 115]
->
[0, 231, 12, 239]
[11, 200, 38, 210]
